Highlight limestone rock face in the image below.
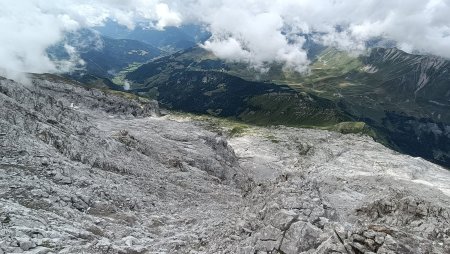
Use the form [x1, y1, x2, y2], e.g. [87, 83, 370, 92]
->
[1, 75, 449, 253]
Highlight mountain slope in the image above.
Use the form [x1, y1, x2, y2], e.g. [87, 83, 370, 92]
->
[0, 75, 449, 253]
[300, 47, 450, 167]
[79, 36, 160, 77]
[126, 60, 350, 127]
[94, 20, 210, 52]
[365, 47, 450, 104]
[48, 29, 161, 79]
[122, 46, 450, 168]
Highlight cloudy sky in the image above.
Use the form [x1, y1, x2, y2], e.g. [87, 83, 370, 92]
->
[1, 0, 450, 80]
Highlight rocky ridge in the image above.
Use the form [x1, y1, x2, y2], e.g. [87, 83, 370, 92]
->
[0, 75, 449, 253]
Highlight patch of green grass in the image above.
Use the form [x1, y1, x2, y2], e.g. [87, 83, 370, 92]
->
[265, 134, 280, 143]
[100, 88, 148, 101]
[238, 93, 350, 127]
[229, 125, 249, 137]
[319, 121, 389, 146]
[323, 121, 368, 134]
[137, 87, 159, 100]
[169, 111, 383, 145]
[112, 62, 144, 87]
[169, 111, 252, 137]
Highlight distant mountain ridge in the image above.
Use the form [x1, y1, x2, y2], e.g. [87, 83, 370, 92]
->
[94, 20, 210, 52]
[364, 47, 450, 107]
[48, 29, 161, 79]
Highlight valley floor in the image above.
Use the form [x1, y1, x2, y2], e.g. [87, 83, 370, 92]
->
[0, 76, 449, 253]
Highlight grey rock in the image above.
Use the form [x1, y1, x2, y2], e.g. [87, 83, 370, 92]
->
[374, 234, 385, 244]
[279, 221, 323, 254]
[4, 247, 24, 253]
[363, 230, 377, 239]
[253, 225, 282, 252]
[30, 189, 48, 198]
[53, 174, 72, 185]
[266, 209, 298, 230]
[27, 247, 52, 254]
[0, 75, 449, 253]
[96, 238, 111, 248]
[121, 236, 139, 247]
[70, 196, 89, 212]
[351, 233, 366, 243]
[18, 239, 36, 251]
[351, 242, 369, 253]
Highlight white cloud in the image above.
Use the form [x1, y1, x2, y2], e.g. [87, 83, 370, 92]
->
[0, 1, 79, 82]
[1, 0, 450, 81]
[202, 38, 251, 62]
[0, 0, 173, 80]
[155, 3, 182, 30]
[200, 8, 309, 72]
[54, 44, 86, 74]
[190, 0, 450, 70]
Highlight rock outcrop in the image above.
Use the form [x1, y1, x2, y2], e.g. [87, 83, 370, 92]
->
[0, 75, 449, 253]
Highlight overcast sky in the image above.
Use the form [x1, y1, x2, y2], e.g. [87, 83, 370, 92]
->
[1, 0, 450, 80]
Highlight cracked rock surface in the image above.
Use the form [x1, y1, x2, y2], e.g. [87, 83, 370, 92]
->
[1, 75, 449, 253]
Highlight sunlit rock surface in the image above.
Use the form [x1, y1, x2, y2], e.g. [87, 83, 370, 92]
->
[0, 75, 449, 253]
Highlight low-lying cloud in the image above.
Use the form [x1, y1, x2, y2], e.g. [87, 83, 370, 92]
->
[194, 0, 450, 71]
[1, 0, 450, 81]
[0, 0, 179, 80]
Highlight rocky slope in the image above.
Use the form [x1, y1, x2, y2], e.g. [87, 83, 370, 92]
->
[0, 75, 449, 253]
[364, 48, 450, 105]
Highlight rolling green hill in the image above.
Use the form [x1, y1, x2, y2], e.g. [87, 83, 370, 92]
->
[130, 69, 350, 127]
